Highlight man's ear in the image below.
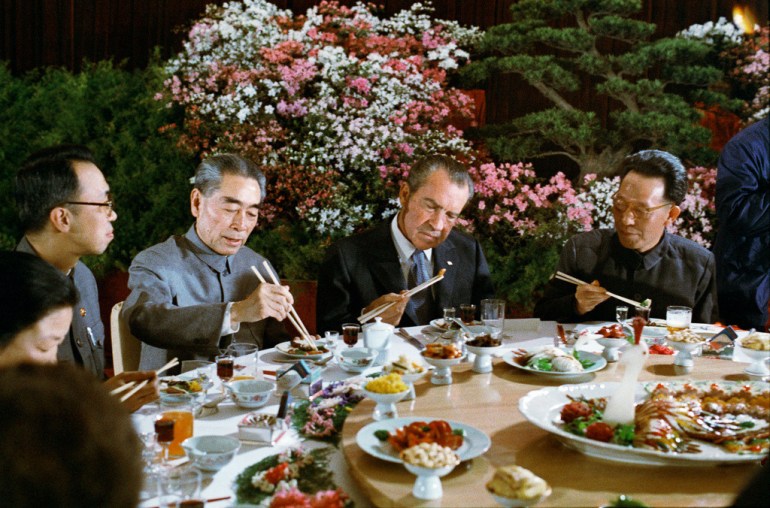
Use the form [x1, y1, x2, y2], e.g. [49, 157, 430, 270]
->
[665, 205, 681, 226]
[48, 206, 71, 233]
[398, 182, 410, 208]
[190, 188, 201, 218]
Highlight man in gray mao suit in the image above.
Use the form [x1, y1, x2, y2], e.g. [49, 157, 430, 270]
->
[122, 154, 293, 370]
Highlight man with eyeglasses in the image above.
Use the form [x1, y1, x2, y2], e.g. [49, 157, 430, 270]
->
[14, 145, 117, 375]
[534, 149, 718, 323]
[317, 154, 495, 332]
[122, 154, 292, 370]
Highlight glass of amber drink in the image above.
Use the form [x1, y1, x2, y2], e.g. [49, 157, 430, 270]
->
[158, 393, 194, 458]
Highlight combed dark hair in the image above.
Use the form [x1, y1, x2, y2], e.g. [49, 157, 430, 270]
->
[0, 251, 78, 349]
[193, 153, 267, 200]
[14, 145, 96, 232]
[406, 154, 474, 199]
[619, 149, 688, 205]
[0, 363, 142, 508]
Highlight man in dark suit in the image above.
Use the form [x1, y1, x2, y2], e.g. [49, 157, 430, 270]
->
[317, 154, 495, 333]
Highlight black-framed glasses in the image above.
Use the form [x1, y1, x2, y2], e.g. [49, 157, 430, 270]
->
[64, 193, 114, 213]
[611, 192, 671, 220]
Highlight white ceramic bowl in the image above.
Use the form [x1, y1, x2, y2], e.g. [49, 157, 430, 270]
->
[338, 347, 376, 372]
[361, 387, 410, 405]
[226, 379, 275, 409]
[735, 337, 770, 375]
[420, 352, 465, 369]
[181, 435, 241, 472]
[404, 461, 456, 500]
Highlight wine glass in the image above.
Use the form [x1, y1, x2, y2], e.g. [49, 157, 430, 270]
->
[342, 323, 360, 348]
[216, 353, 234, 393]
[154, 418, 175, 465]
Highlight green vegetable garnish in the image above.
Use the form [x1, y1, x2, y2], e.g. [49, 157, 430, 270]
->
[612, 423, 635, 446]
[572, 350, 596, 369]
[531, 357, 553, 371]
[640, 299, 652, 308]
[373, 429, 390, 441]
[609, 494, 649, 507]
[739, 421, 755, 429]
[452, 428, 465, 436]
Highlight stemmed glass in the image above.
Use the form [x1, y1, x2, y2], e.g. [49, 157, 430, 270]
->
[342, 323, 360, 348]
[216, 352, 234, 393]
[154, 418, 175, 465]
[131, 404, 161, 501]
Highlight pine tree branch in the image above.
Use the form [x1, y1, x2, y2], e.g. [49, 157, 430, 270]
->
[531, 81, 576, 112]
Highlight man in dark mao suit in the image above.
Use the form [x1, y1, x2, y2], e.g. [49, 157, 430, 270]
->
[317, 154, 495, 333]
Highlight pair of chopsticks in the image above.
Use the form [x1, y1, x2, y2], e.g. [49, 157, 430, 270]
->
[554, 271, 642, 308]
[357, 268, 447, 324]
[110, 357, 179, 402]
[251, 261, 317, 350]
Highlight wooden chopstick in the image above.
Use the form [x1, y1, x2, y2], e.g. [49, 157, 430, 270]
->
[108, 381, 136, 396]
[119, 357, 178, 403]
[358, 268, 447, 324]
[251, 265, 317, 350]
[554, 271, 642, 308]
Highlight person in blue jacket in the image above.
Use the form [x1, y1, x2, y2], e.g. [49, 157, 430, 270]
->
[713, 118, 770, 331]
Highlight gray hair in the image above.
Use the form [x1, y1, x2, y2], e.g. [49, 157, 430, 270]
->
[406, 154, 474, 198]
[193, 154, 266, 200]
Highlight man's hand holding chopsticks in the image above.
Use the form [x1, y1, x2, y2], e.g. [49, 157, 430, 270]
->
[363, 292, 409, 326]
[231, 282, 294, 325]
[104, 371, 159, 413]
[575, 280, 611, 315]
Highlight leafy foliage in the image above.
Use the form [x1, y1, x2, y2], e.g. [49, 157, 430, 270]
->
[462, 0, 737, 175]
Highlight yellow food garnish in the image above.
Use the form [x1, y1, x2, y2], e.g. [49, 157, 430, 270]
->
[365, 373, 408, 394]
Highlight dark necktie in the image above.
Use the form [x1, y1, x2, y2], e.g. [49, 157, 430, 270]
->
[408, 250, 433, 324]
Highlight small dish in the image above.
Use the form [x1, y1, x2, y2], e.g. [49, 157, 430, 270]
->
[337, 347, 376, 373]
[465, 343, 503, 373]
[225, 379, 275, 409]
[181, 435, 240, 472]
[404, 462, 456, 500]
[665, 338, 704, 370]
[489, 490, 552, 507]
[362, 387, 410, 420]
[735, 336, 770, 376]
[421, 352, 465, 385]
[596, 337, 628, 363]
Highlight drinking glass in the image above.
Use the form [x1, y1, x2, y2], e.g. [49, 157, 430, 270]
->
[634, 305, 651, 325]
[226, 342, 259, 378]
[154, 418, 175, 464]
[157, 466, 203, 507]
[615, 305, 628, 326]
[666, 306, 692, 332]
[324, 331, 340, 355]
[216, 353, 234, 384]
[480, 299, 505, 338]
[442, 307, 456, 321]
[158, 393, 194, 458]
[459, 303, 476, 324]
[342, 323, 360, 348]
[132, 403, 161, 500]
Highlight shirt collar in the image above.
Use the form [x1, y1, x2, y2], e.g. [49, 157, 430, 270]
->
[184, 225, 230, 274]
[612, 230, 668, 270]
[390, 213, 433, 264]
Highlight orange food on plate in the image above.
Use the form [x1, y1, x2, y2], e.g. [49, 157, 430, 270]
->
[597, 324, 625, 338]
[387, 420, 464, 452]
[423, 343, 462, 359]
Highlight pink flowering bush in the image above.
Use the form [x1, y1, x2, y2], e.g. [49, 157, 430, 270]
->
[160, 0, 480, 241]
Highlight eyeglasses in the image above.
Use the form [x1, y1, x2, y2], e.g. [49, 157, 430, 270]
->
[63, 193, 114, 213]
[611, 192, 671, 220]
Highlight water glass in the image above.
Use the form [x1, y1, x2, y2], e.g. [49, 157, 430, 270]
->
[157, 466, 203, 507]
[481, 299, 505, 338]
[442, 307, 456, 321]
[634, 305, 651, 324]
[324, 330, 340, 354]
[615, 305, 628, 325]
[158, 393, 194, 458]
[226, 342, 259, 378]
[666, 306, 692, 332]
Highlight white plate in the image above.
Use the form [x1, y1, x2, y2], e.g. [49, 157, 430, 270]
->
[501, 350, 607, 379]
[275, 341, 331, 360]
[428, 319, 483, 332]
[518, 381, 767, 466]
[356, 417, 491, 464]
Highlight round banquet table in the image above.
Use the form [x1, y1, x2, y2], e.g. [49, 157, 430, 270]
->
[340, 329, 765, 507]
